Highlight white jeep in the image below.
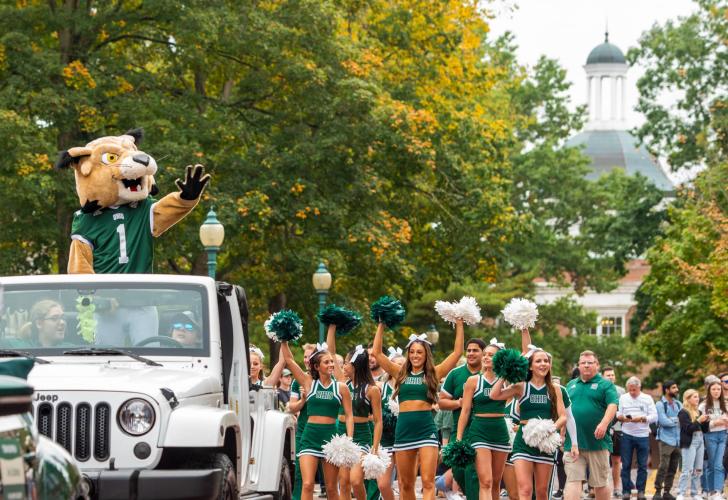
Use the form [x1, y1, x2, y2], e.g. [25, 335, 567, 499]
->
[0, 274, 295, 500]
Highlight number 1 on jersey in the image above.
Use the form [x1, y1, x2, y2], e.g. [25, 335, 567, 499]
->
[116, 224, 129, 264]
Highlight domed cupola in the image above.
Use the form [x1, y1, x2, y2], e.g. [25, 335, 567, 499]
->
[584, 31, 628, 130]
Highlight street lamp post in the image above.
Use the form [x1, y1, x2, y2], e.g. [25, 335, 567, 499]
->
[199, 208, 225, 279]
[312, 262, 332, 343]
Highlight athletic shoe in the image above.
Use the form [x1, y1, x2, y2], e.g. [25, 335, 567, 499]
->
[614, 490, 623, 498]
[552, 490, 563, 499]
[664, 493, 677, 500]
[636, 493, 646, 500]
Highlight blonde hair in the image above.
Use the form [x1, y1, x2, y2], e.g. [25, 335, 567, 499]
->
[683, 389, 700, 422]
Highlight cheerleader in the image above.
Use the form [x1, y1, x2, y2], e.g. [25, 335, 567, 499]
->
[372, 320, 464, 500]
[490, 347, 569, 500]
[327, 326, 383, 500]
[249, 344, 286, 387]
[281, 341, 354, 500]
[456, 338, 510, 500]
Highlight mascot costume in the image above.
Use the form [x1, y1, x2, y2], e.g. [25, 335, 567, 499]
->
[55, 128, 209, 274]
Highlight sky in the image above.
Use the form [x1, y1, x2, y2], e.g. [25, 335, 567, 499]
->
[487, 0, 698, 129]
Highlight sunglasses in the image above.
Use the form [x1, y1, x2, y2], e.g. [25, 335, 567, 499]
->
[173, 323, 195, 332]
[722, 379, 728, 384]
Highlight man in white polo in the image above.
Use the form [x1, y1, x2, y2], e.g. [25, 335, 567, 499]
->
[616, 377, 657, 500]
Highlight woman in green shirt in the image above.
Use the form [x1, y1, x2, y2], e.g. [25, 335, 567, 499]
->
[281, 341, 354, 500]
[372, 319, 464, 500]
[490, 347, 567, 500]
[326, 325, 383, 500]
[456, 338, 511, 500]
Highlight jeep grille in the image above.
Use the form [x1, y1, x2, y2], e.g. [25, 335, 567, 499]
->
[36, 402, 111, 462]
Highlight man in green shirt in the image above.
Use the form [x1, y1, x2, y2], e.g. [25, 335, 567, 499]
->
[440, 338, 486, 500]
[564, 350, 619, 500]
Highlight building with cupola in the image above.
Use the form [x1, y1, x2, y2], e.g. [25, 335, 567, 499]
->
[534, 33, 673, 336]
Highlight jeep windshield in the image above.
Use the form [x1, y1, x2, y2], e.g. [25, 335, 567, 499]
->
[0, 282, 209, 357]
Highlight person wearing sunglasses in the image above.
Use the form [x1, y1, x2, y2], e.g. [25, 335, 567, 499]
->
[169, 312, 201, 347]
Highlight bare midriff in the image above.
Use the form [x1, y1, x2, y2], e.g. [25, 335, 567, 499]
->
[474, 413, 505, 418]
[400, 400, 433, 412]
[308, 416, 336, 424]
[338, 415, 372, 423]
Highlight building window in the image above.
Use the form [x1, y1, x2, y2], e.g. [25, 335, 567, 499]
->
[600, 316, 622, 336]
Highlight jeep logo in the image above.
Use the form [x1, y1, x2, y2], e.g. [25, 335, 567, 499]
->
[34, 394, 59, 403]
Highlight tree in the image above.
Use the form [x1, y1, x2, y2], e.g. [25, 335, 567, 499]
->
[629, 0, 728, 376]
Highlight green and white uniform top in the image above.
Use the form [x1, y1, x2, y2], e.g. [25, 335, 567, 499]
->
[305, 379, 342, 418]
[381, 382, 397, 450]
[71, 198, 156, 273]
[472, 375, 506, 414]
[398, 371, 432, 403]
[513, 382, 552, 421]
[338, 381, 371, 418]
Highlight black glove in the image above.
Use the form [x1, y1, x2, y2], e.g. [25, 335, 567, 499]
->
[175, 164, 211, 201]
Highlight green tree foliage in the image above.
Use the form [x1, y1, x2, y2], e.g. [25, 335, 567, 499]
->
[629, 0, 728, 377]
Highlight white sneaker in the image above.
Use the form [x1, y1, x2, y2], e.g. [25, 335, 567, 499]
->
[675, 495, 685, 500]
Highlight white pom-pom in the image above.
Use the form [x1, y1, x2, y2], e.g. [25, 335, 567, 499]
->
[504, 417, 516, 445]
[378, 447, 392, 468]
[435, 296, 482, 326]
[264, 317, 278, 341]
[387, 397, 399, 416]
[323, 434, 361, 468]
[501, 298, 539, 330]
[362, 451, 388, 479]
[522, 418, 561, 454]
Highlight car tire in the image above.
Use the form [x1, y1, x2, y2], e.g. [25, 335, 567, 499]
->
[182, 452, 237, 500]
[272, 456, 292, 500]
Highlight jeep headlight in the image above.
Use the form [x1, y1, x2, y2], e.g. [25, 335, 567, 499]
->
[117, 399, 155, 436]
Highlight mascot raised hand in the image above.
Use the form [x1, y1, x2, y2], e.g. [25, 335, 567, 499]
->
[55, 129, 210, 274]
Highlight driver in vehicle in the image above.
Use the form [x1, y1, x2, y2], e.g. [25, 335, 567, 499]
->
[169, 312, 201, 348]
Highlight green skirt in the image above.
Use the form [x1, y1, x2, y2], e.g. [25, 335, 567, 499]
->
[297, 422, 337, 458]
[510, 427, 555, 465]
[467, 416, 511, 452]
[394, 410, 439, 451]
[337, 420, 373, 453]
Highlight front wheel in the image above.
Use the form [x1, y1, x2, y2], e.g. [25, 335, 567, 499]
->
[272, 456, 292, 500]
[182, 452, 237, 500]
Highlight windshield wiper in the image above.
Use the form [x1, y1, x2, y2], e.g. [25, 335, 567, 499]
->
[0, 349, 50, 364]
[63, 348, 162, 367]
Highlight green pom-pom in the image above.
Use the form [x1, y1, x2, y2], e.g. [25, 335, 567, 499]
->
[369, 296, 406, 328]
[268, 310, 303, 343]
[493, 348, 529, 383]
[317, 304, 362, 336]
[442, 439, 476, 468]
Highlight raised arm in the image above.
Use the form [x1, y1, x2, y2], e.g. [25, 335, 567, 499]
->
[435, 319, 464, 379]
[326, 324, 345, 381]
[520, 328, 532, 354]
[372, 322, 401, 378]
[280, 342, 309, 391]
[369, 385, 383, 453]
[456, 376, 477, 441]
[263, 349, 286, 386]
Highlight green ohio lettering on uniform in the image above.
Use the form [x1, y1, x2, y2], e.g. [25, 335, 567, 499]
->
[442, 364, 480, 427]
[565, 374, 618, 452]
[71, 198, 155, 273]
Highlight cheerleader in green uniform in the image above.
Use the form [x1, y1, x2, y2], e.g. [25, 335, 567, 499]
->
[372, 320, 464, 500]
[456, 338, 511, 500]
[248, 345, 286, 388]
[377, 348, 405, 500]
[327, 325, 383, 500]
[281, 340, 354, 500]
[490, 347, 568, 500]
